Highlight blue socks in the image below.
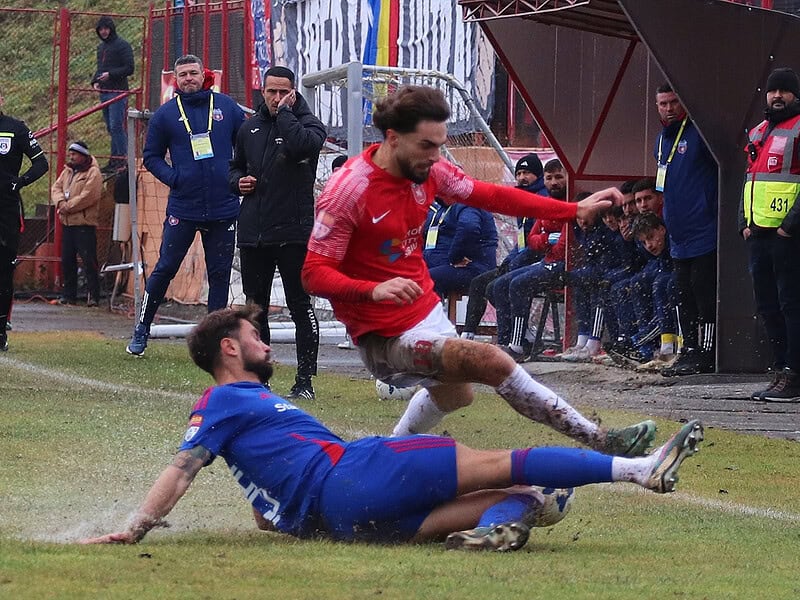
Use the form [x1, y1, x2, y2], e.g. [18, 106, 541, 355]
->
[511, 447, 613, 488]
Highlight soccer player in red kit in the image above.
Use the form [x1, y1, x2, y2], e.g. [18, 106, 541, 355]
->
[302, 85, 656, 456]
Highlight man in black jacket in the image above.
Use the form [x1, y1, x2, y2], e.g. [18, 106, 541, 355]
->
[91, 16, 134, 172]
[229, 66, 326, 400]
[0, 89, 48, 350]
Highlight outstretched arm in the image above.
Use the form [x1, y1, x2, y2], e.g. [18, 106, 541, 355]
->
[80, 447, 210, 544]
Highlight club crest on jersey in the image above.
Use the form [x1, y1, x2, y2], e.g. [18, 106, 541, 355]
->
[311, 209, 336, 240]
[677, 140, 688, 154]
[0, 137, 11, 155]
[212, 108, 224, 121]
[168, 215, 180, 226]
[184, 415, 203, 441]
[411, 184, 427, 205]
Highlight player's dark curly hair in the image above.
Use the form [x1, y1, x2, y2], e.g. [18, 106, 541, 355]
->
[187, 305, 261, 375]
[372, 85, 451, 136]
[630, 211, 666, 238]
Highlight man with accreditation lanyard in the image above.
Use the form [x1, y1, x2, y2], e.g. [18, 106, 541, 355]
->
[126, 54, 245, 356]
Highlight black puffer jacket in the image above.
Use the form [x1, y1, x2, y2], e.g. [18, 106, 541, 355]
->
[229, 94, 326, 246]
[91, 17, 134, 91]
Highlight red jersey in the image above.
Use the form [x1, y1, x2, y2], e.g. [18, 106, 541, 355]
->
[304, 144, 578, 341]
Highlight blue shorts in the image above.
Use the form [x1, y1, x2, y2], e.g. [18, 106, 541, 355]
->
[317, 435, 458, 543]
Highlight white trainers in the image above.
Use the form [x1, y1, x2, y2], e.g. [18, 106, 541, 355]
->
[635, 352, 678, 373]
[563, 346, 600, 363]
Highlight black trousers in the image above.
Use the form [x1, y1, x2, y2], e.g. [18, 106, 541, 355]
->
[61, 225, 100, 302]
[0, 243, 15, 330]
[240, 243, 319, 383]
[673, 250, 717, 349]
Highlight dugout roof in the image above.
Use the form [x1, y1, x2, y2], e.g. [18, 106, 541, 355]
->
[460, 0, 800, 372]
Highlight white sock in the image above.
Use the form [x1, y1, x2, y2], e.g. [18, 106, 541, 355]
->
[584, 338, 601, 354]
[509, 343, 524, 353]
[611, 454, 656, 487]
[575, 334, 589, 349]
[392, 388, 448, 436]
[495, 365, 599, 447]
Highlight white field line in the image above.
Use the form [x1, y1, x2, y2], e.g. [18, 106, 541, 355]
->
[3, 355, 799, 526]
[0, 355, 195, 402]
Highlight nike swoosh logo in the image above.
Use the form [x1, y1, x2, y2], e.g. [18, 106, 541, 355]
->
[250, 128, 260, 133]
[372, 210, 391, 224]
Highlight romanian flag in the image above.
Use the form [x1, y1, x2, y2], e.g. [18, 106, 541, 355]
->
[364, 0, 399, 67]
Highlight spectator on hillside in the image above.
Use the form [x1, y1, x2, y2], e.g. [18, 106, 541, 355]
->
[91, 16, 134, 173]
[458, 153, 546, 341]
[423, 197, 497, 298]
[0, 88, 49, 351]
[51, 141, 102, 307]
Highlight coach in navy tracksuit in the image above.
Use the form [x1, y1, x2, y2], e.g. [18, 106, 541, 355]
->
[126, 54, 245, 356]
[423, 197, 497, 297]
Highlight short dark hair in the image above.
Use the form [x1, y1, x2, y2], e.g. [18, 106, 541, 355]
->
[372, 86, 451, 136]
[187, 305, 261, 375]
[331, 155, 347, 171]
[656, 83, 673, 95]
[631, 212, 666, 238]
[619, 179, 638, 195]
[543, 158, 564, 173]
[632, 177, 658, 196]
[264, 66, 295, 87]
[175, 54, 203, 71]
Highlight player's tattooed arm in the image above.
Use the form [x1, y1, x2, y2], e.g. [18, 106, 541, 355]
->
[80, 446, 212, 544]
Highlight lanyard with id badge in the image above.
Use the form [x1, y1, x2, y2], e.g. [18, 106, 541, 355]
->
[425, 204, 453, 250]
[655, 116, 687, 192]
[177, 94, 215, 160]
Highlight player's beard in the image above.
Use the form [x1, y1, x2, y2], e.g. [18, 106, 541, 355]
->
[397, 155, 430, 184]
[244, 355, 274, 385]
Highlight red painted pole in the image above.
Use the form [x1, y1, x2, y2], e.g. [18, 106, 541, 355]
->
[182, 0, 189, 56]
[53, 6, 71, 285]
[221, 0, 230, 94]
[163, 0, 171, 72]
[202, 0, 210, 68]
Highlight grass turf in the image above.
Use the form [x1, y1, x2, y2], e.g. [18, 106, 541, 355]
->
[1, 331, 799, 599]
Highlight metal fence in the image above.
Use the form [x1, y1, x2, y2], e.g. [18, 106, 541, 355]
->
[2, 6, 146, 296]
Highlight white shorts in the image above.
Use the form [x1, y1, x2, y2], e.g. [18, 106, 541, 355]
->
[357, 303, 457, 388]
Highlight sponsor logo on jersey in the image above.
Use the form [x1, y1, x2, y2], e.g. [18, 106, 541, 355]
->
[184, 426, 200, 441]
[0, 137, 11, 155]
[380, 238, 405, 263]
[189, 414, 203, 426]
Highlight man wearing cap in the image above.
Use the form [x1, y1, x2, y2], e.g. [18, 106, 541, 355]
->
[651, 84, 718, 378]
[0, 89, 49, 351]
[229, 66, 326, 401]
[740, 67, 800, 401]
[126, 54, 245, 356]
[51, 141, 103, 306]
[459, 153, 547, 341]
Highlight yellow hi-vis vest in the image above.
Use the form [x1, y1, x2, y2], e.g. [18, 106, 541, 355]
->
[743, 117, 800, 228]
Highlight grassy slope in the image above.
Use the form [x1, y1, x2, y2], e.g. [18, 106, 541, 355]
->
[0, 332, 799, 599]
[3, 0, 145, 212]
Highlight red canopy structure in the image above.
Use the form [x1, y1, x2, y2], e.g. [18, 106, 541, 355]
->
[461, 0, 800, 372]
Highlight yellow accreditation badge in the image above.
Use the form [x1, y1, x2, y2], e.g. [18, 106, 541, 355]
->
[517, 225, 526, 249]
[190, 132, 214, 160]
[655, 164, 667, 192]
[425, 225, 440, 250]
